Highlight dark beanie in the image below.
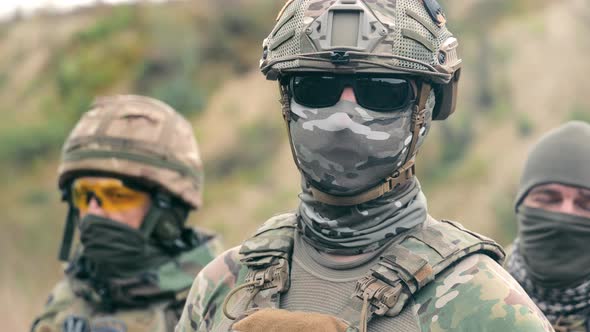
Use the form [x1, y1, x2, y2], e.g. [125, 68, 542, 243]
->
[515, 121, 590, 209]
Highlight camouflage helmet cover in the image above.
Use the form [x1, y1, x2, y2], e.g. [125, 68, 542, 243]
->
[262, 0, 461, 81]
[58, 95, 203, 209]
[261, 0, 462, 120]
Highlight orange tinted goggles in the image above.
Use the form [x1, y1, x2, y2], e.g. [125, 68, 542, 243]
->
[71, 178, 150, 213]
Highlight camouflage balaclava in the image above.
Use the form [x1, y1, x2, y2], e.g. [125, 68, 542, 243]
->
[292, 92, 433, 254]
[291, 93, 433, 253]
[289, 92, 434, 196]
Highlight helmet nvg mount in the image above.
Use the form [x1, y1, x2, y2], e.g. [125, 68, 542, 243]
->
[262, 0, 463, 206]
[57, 95, 204, 260]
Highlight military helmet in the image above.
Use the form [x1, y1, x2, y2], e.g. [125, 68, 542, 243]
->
[58, 95, 203, 209]
[261, 0, 462, 120]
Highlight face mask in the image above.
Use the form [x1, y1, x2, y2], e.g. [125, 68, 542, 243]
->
[518, 206, 590, 288]
[288, 98, 432, 196]
[78, 214, 169, 279]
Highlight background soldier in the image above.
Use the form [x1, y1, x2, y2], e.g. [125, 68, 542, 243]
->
[176, 1, 552, 331]
[31, 95, 222, 332]
[507, 121, 590, 332]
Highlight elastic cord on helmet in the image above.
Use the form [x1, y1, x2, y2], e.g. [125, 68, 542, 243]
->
[58, 203, 77, 262]
[262, 51, 454, 84]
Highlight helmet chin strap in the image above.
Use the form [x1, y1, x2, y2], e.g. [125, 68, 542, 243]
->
[279, 81, 432, 207]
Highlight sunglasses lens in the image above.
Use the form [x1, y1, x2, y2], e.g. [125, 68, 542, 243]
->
[290, 75, 414, 112]
[292, 76, 342, 108]
[71, 179, 149, 213]
[355, 78, 413, 112]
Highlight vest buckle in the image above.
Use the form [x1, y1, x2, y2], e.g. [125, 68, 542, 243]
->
[246, 258, 289, 293]
[355, 276, 403, 315]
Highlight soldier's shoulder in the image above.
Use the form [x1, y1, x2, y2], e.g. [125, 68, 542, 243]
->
[198, 246, 243, 283]
[31, 278, 78, 332]
[43, 278, 77, 311]
[176, 246, 245, 332]
[413, 253, 553, 331]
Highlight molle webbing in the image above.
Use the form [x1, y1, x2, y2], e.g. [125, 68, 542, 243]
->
[223, 213, 298, 319]
[232, 215, 505, 331]
[240, 214, 298, 268]
[339, 219, 505, 331]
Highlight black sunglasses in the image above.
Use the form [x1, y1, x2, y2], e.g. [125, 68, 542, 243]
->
[287, 75, 416, 112]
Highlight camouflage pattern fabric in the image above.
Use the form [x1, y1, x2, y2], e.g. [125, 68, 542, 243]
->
[306, 0, 396, 22]
[31, 228, 223, 332]
[289, 94, 433, 196]
[58, 95, 204, 209]
[175, 217, 553, 332]
[298, 180, 427, 254]
[262, 0, 461, 85]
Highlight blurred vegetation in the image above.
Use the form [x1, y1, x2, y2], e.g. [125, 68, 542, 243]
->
[569, 104, 590, 123]
[492, 188, 519, 244]
[0, 1, 282, 167]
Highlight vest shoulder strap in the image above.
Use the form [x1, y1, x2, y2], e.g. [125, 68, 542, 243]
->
[222, 213, 298, 315]
[239, 212, 298, 268]
[339, 218, 506, 331]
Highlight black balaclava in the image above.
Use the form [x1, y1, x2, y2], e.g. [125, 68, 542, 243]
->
[78, 214, 170, 280]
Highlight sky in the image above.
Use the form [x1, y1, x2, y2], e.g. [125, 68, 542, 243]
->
[0, 0, 167, 19]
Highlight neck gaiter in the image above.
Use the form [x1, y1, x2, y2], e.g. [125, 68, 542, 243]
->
[518, 206, 590, 288]
[78, 214, 170, 279]
[298, 178, 428, 255]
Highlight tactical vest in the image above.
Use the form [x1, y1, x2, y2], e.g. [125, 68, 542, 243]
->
[30, 278, 188, 332]
[31, 230, 220, 332]
[222, 213, 505, 332]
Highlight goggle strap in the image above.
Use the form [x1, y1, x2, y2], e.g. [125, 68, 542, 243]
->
[280, 84, 306, 175]
[279, 84, 292, 122]
[140, 204, 164, 238]
[58, 206, 77, 261]
[404, 82, 431, 167]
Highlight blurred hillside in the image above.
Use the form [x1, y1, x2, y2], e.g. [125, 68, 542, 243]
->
[1, 0, 589, 330]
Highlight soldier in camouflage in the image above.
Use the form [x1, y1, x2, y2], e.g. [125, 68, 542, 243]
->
[506, 121, 590, 332]
[177, 0, 552, 331]
[31, 95, 222, 332]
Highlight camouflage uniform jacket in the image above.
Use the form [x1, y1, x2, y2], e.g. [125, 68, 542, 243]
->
[176, 214, 553, 332]
[32, 228, 222, 332]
